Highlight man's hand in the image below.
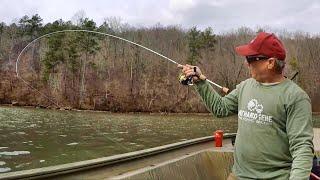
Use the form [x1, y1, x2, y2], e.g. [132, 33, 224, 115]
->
[178, 64, 206, 82]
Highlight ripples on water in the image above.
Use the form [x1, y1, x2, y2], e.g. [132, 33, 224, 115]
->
[0, 106, 319, 173]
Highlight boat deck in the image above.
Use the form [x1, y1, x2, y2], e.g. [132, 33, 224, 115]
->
[116, 128, 320, 180]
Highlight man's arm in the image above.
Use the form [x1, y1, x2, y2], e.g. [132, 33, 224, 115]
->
[286, 94, 314, 179]
[194, 80, 239, 117]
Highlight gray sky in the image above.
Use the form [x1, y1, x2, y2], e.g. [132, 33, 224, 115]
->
[1, 0, 319, 34]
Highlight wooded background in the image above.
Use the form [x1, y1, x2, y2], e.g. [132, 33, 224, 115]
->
[0, 14, 319, 112]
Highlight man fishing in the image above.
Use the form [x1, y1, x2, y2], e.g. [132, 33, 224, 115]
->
[180, 32, 314, 179]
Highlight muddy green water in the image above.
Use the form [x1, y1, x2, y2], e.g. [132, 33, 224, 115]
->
[0, 106, 319, 173]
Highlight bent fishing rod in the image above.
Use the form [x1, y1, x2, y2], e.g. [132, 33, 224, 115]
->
[13, 29, 229, 152]
[15, 29, 229, 94]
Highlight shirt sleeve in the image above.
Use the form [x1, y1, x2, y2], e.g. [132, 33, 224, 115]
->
[286, 93, 314, 180]
[194, 80, 239, 117]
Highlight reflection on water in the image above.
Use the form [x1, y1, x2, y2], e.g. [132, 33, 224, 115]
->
[0, 151, 30, 156]
[0, 106, 319, 173]
[0, 167, 11, 173]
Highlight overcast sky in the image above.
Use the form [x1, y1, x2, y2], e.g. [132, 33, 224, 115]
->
[1, 0, 319, 34]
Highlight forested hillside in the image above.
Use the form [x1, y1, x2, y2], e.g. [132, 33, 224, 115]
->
[0, 14, 319, 112]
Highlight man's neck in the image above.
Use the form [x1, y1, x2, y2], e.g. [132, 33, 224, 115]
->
[257, 74, 286, 83]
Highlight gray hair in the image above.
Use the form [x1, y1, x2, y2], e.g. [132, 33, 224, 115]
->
[274, 59, 286, 74]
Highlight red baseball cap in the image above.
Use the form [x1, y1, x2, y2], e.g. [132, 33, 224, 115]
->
[235, 32, 286, 60]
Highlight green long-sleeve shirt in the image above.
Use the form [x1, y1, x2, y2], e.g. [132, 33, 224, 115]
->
[194, 78, 314, 179]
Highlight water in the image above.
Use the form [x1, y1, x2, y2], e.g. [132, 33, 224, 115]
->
[0, 106, 319, 173]
[0, 106, 238, 172]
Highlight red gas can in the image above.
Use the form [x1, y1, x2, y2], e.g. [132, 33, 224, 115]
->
[214, 130, 223, 147]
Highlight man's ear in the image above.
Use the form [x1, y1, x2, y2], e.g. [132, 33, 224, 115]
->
[267, 58, 276, 70]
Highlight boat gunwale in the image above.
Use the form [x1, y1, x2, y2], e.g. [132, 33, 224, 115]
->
[0, 133, 236, 179]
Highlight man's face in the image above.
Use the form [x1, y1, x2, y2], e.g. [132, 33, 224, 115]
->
[246, 58, 273, 82]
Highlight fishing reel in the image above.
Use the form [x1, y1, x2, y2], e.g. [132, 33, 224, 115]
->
[179, 74, 195, 85]
[179, 67, 198, 86]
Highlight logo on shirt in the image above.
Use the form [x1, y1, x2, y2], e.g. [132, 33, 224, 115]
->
[247, 99, 263, 113]
[238, 99, 273, 125]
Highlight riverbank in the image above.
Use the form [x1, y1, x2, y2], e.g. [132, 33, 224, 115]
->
[0, 104, 216, 116]
[1, 103, 319, 115]
[1, 103, 320, 115]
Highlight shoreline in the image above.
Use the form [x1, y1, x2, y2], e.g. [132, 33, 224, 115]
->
[0, 104, 214, 115]
[1, 103, 319, 115]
